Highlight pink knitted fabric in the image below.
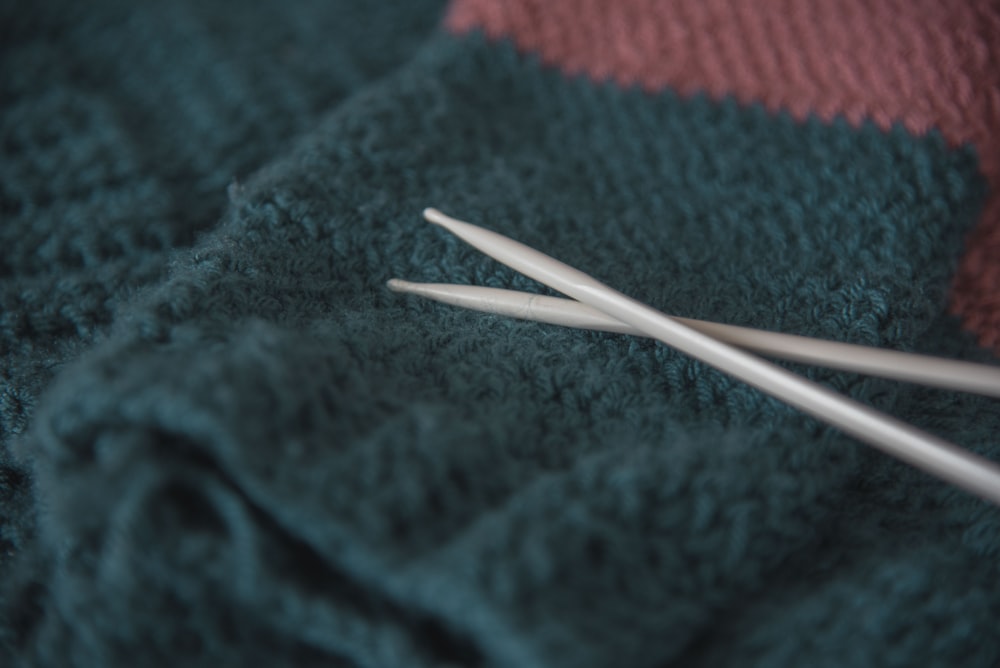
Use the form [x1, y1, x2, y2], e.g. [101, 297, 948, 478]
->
[446, 0, 1000, 351]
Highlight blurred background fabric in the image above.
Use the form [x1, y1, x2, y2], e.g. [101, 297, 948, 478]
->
[2, 1, 1000, 666]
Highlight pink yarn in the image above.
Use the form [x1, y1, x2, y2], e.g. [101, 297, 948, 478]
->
[446, 0, 1000, 350]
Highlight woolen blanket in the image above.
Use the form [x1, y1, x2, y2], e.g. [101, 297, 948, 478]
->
[3, 1, 1000, 666]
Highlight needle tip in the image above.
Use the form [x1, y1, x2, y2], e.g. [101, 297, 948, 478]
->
[423, 207, 445, 225]
[423, 207, 481, 247]
[386, 278, 411, 292]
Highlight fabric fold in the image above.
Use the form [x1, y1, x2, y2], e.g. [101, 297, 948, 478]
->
[5, 5, 1000, 666]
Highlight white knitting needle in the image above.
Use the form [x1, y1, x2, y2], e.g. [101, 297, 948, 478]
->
[421, 207, 1000, 505]
[386, 279, 1000, 398]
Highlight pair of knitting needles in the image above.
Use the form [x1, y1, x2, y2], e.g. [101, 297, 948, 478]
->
[390, 209, 1000, 505]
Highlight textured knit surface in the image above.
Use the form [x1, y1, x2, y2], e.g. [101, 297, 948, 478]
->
[3, 2, 1000, 667]
[447, 0, 1000, 351]
[1, 0, 448, 661]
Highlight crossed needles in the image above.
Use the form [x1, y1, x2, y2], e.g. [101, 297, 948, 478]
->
[389, 208, 1000, 506]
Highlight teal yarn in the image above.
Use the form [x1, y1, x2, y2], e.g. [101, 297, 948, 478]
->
[1, 0, 449, 663]
[4, 4, 1000, 667]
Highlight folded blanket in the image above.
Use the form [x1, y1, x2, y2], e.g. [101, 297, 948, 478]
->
[3, 1, 1000, 666]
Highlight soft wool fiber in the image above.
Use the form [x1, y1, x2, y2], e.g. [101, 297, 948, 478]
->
[2, 1, 1000, 666]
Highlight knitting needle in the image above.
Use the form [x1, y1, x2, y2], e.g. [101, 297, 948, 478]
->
[386, 279, 1000, 398]
[422, 208, 1000, 505]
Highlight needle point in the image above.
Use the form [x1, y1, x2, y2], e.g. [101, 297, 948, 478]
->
[423, 207, 447, 226]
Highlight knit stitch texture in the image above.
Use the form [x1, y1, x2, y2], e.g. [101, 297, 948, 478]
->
[447, 0, 1000, 350]
[3, 2, 1000, 667]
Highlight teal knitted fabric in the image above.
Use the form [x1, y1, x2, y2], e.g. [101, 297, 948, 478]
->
[4, 2, 1000, 666]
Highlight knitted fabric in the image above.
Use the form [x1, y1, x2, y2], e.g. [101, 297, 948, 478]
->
[3, 1, 1000, 667]
[446, 0, 1000, 351]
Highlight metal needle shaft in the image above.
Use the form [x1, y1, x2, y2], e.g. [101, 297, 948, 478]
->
[386, 279, 1000, 398]
[422, 207, 1000, 506]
